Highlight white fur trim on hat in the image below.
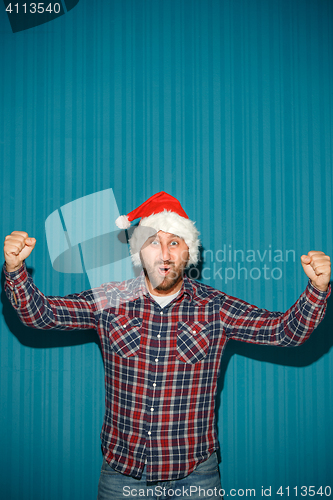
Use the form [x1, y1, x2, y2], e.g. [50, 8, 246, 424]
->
[129, 210, 200, 268]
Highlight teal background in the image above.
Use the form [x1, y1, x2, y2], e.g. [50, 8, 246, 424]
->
[1, 0, 333, 498]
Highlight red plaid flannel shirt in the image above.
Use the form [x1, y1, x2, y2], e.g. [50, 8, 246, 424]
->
[4, 263, 330, 482]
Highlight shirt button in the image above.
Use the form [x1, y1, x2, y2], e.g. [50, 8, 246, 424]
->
[157, 334, 161, 338]
[160, 311, 163, 315]
[153, 383, 156, 387]
[148, 431, 151, 435]
[155, 358, 158, 363]
[150, 407, 154, 411]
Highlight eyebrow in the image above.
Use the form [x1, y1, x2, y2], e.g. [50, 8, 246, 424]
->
[146, 234, 182, 243]
[145, 235, 159, 243]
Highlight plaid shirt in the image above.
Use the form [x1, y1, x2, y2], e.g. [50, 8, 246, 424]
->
[4, 263, 330, 482]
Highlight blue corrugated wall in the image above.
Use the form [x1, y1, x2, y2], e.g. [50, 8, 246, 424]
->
[1, 0, 332, 498]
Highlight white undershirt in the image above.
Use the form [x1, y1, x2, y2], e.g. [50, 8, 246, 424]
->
[148, 289, 180, 308]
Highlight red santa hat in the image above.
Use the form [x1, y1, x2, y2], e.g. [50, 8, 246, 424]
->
[115, 192, 200, 267]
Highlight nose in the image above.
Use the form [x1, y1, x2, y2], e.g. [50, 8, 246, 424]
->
[159, 242, 171, 262]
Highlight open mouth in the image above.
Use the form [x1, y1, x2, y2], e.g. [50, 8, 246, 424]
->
[158, 266, 171, 276]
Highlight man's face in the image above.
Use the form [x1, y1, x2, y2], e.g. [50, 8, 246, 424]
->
[140, 231, 189, 295]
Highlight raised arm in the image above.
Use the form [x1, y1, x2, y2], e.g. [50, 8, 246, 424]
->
[223, 251, 331, 346]
[3, 231, 102, 331]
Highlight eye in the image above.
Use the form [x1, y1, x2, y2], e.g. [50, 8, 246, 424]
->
[151, 239, 159, 246]
[170, 240, 179, 246]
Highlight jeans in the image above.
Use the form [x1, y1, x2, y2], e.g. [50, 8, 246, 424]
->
[97, 452, 223, 499]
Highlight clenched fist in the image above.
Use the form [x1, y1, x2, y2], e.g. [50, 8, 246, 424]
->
[4, 231, 36, 273]
[301, 251, 331, 292]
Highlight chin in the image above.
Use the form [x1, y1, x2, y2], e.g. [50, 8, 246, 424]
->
[156, 281, 176, 292]
[155, 275, 182, 292]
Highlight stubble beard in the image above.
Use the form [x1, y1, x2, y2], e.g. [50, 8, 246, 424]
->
[143, 261, 184, 292]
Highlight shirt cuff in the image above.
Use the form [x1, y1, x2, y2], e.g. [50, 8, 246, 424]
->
[305, 279, 331, 306]
[3, 262, 29, 290]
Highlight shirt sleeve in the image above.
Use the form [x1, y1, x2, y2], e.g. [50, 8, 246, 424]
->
[221, 280, 331, 346]
[3, 262, 105, 331]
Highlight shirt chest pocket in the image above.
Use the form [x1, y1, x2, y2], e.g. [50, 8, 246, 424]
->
[176, 321, 210, 364]
[108, 316, 143, 358]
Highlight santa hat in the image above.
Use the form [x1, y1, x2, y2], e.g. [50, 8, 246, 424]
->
[115, 192, 200, 267]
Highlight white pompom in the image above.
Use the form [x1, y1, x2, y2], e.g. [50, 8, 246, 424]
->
[115, 215, 131, 229]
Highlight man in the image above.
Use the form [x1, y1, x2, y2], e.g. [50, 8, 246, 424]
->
[3, 192, 331, 499]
